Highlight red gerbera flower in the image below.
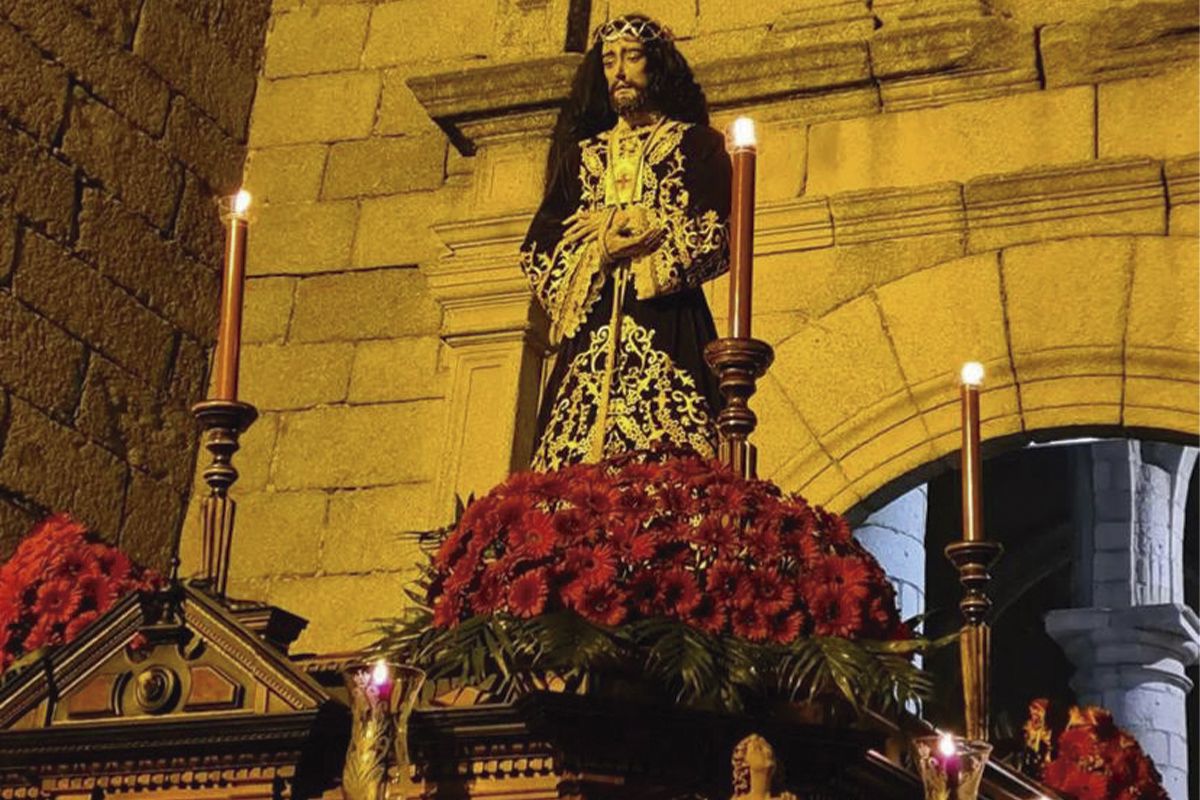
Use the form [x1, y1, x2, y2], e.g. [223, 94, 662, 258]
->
[562, 544, 616, 589]
[690, 597, 727, 635]
[705, 560, 744, 604]
[568, 481, 617, 516]
[551, 508, 590, 542]
[753, 568, 795, 614]
[470, 565, 507, 614]
[22, 616, 61, 651]
[65, 610, 100, 641]
[613, 488, 653, 518]
[655, 483, 695, 515]
[51, 545, 102, 579]
[509, 511, 556, 558]
[658, 568, 701, 616]
[77, 573, 116, 612]
[805, 555, 873, 600]
[695, 516, 735, 552]
[730, 605, 769, 641]
[628, 570, 660, 616]
[507, 569, 549, 618]
[766, 609, 806, 644]
[494, 496, 532, 529]
[34, 579, 80, 624]
[93, 545, 131, 582]
[575, 584, 627, 627]
[808, 587, 863, 638]
[432, 592, 463, 628]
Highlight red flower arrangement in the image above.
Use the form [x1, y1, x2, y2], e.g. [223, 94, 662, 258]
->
[425, 447, 908, 643]
[1023, 699, 1168, 800]
[0, 514, 160, 673]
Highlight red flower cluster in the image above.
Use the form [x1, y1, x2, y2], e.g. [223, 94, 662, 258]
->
[0, 514, 159, 672]
[1024, 699, 1168, 800]
[427, 448, 908, 643]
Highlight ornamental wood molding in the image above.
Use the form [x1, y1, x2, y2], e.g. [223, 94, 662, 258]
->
[407, 0, 1197, 154]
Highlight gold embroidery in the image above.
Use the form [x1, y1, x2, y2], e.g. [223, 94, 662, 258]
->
[531, 316, 717, 472]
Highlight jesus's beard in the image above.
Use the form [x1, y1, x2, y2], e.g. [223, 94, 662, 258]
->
[610, 85, 648, 116]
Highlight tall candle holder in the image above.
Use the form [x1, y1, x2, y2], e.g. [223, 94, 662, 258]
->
[705, 116, 774, 479]
[945, 362, 1003, 742]
[912, 734, 992, 800]
[341, 660, 426, 800]
[192, 400, 257, 598]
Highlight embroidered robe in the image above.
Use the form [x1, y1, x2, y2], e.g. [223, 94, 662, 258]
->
[519, 119, 732, 471]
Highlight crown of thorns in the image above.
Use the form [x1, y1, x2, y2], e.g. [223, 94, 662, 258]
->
[592, 16, 674, 45]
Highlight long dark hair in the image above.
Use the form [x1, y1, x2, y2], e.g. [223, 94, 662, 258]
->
[544, 15, 710, 191]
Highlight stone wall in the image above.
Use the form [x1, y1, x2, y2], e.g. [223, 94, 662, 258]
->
[192, 0, 1200, 654]
[0, 0, 270, 566]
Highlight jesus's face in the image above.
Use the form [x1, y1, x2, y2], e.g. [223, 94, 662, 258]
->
[601, 37, 650, 115]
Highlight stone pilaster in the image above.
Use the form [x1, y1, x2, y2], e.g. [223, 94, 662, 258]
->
[423, 214, 548, 516]
[853, 485, 928, 624]
[1049, 440, 1200, 800]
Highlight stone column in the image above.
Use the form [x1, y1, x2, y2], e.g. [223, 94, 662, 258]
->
[422, 214, 549, 516]
[853, 485, 928, 625]
[1046, 441, 1199, 800]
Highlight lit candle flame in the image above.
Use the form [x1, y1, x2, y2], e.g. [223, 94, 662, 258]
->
[233, 189, 252, 216]
[960, 361, 985, 387]
[370, 658, 390, 687]
[938, 732, 957, 758]
[731, 117, 757, 149]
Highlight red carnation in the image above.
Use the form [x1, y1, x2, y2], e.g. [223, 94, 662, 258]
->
[34, 579, 80, 624]
[658, 568, 701, 616]
[574, 585, 627, 627]
[507, 569, 549, 618]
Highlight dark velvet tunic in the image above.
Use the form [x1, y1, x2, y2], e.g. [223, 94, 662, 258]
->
[519, 119, 732, 471]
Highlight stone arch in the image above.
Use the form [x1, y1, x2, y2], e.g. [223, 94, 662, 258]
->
[761, 235, 1199, 512]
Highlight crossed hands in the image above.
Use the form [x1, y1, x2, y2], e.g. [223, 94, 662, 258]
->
[561, 206, 666, 263]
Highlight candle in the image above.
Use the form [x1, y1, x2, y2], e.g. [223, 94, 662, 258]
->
[370, 657, 393, 701]
[959, 362, 984, 542]
[727, 117, 757, 339]
[212, 189, 252, 401]
[938, 733, 961, 797]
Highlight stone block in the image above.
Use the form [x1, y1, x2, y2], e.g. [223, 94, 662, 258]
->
[806, 87, 1094, 195]
[0, 290, 86, 420]
[347, 337, 444, 403]
[744, 372, 822, 481]
[323, 483, 436, 573]
[119, 470, 185, 572]
[1095, 520, 1133, 551]
[322, 134, 447, 199]
[15, 233, 175, 384]
[854, 526, 925, 585]
[1125, 374, 1200, 418]
[697, 1, 796, 34]
[291, 267, 441, 343]
[469, 138, 548, 213]
[241, 342, 354, 410]
[3, 0, 171, 134]
[76, 355, 197, 488]
[834, 408, 934, 484]
[0, 398, 126, 537]
[68, 0, 142, 45]
[247, 201, 358, 276]
[62, 92, 183, 230]
[249, 72, 381, 147]
[201, 0, 272, 71]
[363, 0, 497, 67]
[0, 121, 77, 241]
[1127, 238, 1199, 354]
[376, 67, 444, 137]
[965, 158, 1166, 253]
[1093, 550, 1132, 583]
[831, 183, 965, 246]
[175, 174, 224, 266]
[0, 208, 13, 284]
[230, 411, 279, 493]
[243, 276, 297, 344]
[589, 0, 699, 40]
[1099, 65, 1200, 160]
[0, 20, 69, 142]
[1002, 238, 1133, 361]
[164, 96, 245, 193]
[268, 572, 408, 654]
[264, 4, 371, 78]
[1040, 2, 1199, 88]
[0, 493, 38, 561]
[352, 190, 455, 268]
[134, 0, 258, 137]
[754, 120, 808, 202]
[226, 489, 327, 578]
[272, 400, 444, 489]
[243, 144, 328, 205]
[168, 335, 209, 407]
[772, 295, 910, 436]
[876, 252, 1008, 389]
[77, 189, 221, 342]
[492, 0, 574, 59]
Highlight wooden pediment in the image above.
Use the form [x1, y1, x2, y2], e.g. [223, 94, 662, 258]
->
[0, 584, 347, 795]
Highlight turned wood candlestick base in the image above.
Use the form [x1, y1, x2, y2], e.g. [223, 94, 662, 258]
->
[945, 539, 1004, 743]
[704, 337, 774, 479]
[191, 399, 258, 599]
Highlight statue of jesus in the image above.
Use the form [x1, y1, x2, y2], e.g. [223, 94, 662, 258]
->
[520, 14, 731, 471]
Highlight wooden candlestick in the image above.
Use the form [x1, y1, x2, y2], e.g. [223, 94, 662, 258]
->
[212, 190, 251, 401]
[960, 363, 984, 542]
